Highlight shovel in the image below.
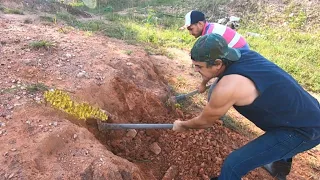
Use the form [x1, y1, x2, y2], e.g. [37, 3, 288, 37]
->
[98, 123, 173, 130]
[168, 84, 212, 105]
[97, 84, 213, 131]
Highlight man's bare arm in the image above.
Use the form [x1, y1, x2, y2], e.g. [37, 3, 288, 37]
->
[173, 74, 259, 131]
[182, 76, 237, 129]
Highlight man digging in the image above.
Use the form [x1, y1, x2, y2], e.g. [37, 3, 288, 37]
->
[172, 33, 320, 180]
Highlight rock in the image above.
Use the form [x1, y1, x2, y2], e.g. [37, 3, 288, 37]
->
[126, 129, 137, 139]
[0, 122, 5, 127]
[161, 165, 178, 180]
[8, 173, 14, 179]
[76, 71, 88, 78]
[126, 62, 133, 66]
[65, 53, 72, 58]
[149, 142, 161, 155]
[73, 134, 78, 139]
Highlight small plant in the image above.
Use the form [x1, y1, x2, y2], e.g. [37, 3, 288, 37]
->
[103, 6, 114, 13]
[176, 76, 187, 87]
[3, 8, 24, 15]
[124, 50, 133, 55]
[44, 89, 108, 121]
[26, 83, 49, 93]
[68, 1, 85, 7]
[24, 18, 33, 24]
[29, 40, 54, 50]
[84, 31, 93, 37]
[287, 10, 307, 29]
[40, 16, 56, 23]
[174, 103, 182, 109]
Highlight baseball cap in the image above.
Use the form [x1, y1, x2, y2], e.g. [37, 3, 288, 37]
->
[191, 33, 241, 62]
[184, 10, 205, 27]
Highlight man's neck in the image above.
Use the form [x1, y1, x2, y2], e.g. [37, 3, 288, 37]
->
[201, 22, 209, 36]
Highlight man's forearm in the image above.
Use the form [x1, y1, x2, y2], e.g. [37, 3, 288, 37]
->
[182, 116, 216, 129]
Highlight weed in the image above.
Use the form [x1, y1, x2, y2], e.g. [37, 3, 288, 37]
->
[26, 83, 49, 93]
[84, 31, 93, 37]
[29, 40, 54, 50]
[24, 18, 33, 24]
[68, 1, 85, 8]
[3, 8, 24, 15]
[0, 83, 49, 94]
[39, 16, 56, 23]
[124, 50, 133, 55]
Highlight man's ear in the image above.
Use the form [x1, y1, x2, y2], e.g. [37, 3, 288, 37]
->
[213, 59, 223, 66]
[198, 21, 205, 27]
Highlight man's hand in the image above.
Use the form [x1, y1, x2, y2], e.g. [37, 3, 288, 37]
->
[198, 83, 207, 93]
[172, 120, 188, 132]
[198, 75, 211, 93]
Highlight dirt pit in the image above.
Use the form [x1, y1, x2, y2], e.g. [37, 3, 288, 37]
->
[1, 7, 319, 180]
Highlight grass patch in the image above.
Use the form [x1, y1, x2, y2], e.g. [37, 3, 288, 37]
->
[39, 15, 56, 23]
[24, 18, 33, 24]
[239, 25, 320, 93]
[3, 7, 24, 15]
[29, 40, 54, 50]
[123, 50, 133, 55]
[0, 83, 49, 94]
[26, 83, 49, 93]
[54, 1, 319, 93]
[222, 115, 259, 139]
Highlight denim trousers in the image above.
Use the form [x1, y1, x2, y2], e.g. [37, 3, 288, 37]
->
[218, 129, 320, 180]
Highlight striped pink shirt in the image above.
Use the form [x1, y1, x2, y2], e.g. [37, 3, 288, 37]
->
[201, 22, 247, 49]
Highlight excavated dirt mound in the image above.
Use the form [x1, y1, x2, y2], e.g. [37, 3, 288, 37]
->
[1, 6, 319, 180]
[0, 105, 149, 179]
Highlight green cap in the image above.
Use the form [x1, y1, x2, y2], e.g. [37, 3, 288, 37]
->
[190, 33, 241, 63]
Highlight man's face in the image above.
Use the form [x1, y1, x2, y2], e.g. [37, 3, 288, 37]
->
[192, 60, 223, 79]
[187, 22, 204, 38]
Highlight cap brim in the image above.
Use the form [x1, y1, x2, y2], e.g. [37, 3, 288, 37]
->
[224, 48, 241, 61]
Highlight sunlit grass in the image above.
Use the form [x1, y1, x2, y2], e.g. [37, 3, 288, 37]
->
[239, 26, 320, 92]
[55, 1, 319, 93]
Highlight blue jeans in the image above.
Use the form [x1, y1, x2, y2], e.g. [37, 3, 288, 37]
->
[218, 129, 320, 180]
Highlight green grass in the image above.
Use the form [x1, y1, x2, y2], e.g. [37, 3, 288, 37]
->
[239, 25, 320, 93]
[26, 83, 49, 93]
[29, 40, 54, 50]
[0, 83, 49, 94]
[2, 7, 24, 15]
[54, 1, 319, 93]
[39, 15, 56, 23]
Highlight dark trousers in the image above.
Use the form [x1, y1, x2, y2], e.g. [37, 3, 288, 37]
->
[218, 129, 320, 179]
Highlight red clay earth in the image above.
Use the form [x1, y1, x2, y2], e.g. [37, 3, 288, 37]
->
[0, 6, 319, 180]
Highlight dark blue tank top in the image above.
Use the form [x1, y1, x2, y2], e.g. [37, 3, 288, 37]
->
[222, 49, 320, 140]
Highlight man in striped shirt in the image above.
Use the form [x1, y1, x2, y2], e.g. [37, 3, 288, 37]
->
[182, 10, 250, 98]
[183, 10, 250, 49]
